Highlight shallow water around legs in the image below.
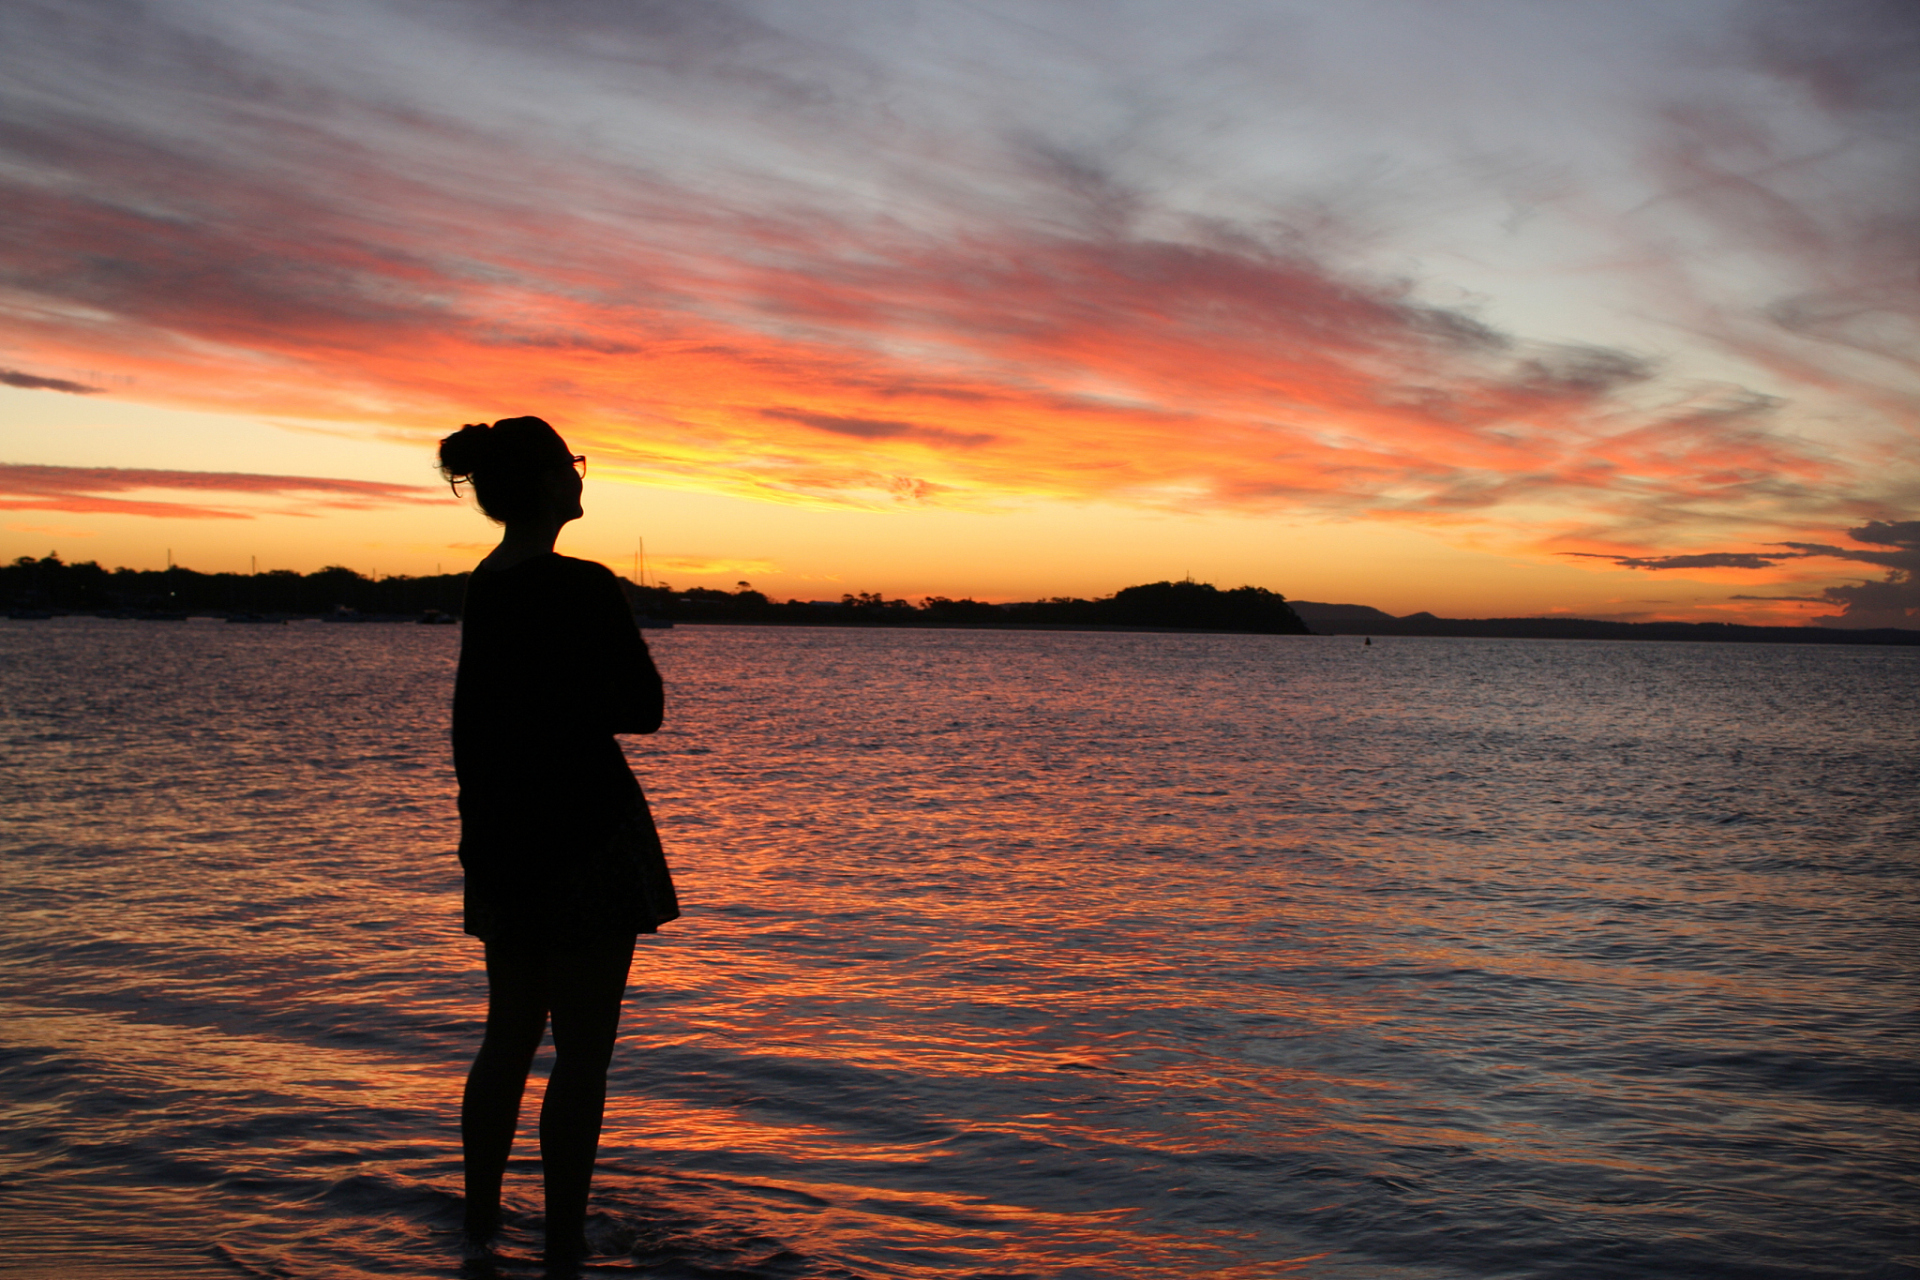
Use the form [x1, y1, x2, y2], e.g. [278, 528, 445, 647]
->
[1, 619, 1916, 1279]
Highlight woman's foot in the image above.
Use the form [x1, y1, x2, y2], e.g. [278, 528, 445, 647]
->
[457, 1224, 503, 1279]
[542, 1233, 589, 1277]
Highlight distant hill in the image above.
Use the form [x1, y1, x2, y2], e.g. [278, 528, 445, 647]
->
[1288, 601, 1399, 625]
[1289, 601, 1918, 646]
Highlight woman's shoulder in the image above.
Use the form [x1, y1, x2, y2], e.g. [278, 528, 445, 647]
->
[474, 552, 611, 579]
[550, 554, 620, 584]
[550, 556, 632, 610]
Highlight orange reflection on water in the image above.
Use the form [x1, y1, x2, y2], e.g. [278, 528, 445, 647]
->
[8, 621, 1917, 1278]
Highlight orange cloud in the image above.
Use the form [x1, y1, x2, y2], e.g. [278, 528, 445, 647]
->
[7, 182, 1850, 536]
[646, 557, 782, 579]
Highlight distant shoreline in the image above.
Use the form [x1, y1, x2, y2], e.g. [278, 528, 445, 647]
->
[673, 618, 1920, 645]
[1284, 601, 1918, 646]
[5, 555, 1913, 645]
[11, 614, 1915, 649]
[1293, 616, 1917, 646]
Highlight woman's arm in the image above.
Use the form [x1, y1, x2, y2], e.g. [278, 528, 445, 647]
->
[586, 565, 664, 734]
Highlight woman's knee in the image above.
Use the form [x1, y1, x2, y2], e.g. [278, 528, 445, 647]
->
[546, 937, 633, 1056]
[547, 996, 624, 1062]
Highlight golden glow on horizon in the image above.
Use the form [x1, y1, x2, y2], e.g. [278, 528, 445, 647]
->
[0, 388, 1895, 626]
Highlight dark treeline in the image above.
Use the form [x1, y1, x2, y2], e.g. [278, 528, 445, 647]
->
[2, 555, 469, 616]
[636, 578, 1311, 632]
[4, 555, 1312, 633]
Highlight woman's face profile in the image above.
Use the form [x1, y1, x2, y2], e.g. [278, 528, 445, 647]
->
[539, 450, 584, 526]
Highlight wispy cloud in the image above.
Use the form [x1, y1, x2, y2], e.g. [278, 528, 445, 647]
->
[0, 464, 435, 521]
[760, 408, 996, 451]
[1571, 551, 1796, 571]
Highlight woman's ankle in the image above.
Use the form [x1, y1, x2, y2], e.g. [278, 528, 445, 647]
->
[463, 1202, 502, 1241]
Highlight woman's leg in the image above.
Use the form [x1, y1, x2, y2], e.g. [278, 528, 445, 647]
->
[537, 933, 635, 1268]
[462, 940, 550, 1240]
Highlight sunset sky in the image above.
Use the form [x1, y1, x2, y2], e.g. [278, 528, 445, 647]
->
[2, 0, 1915, 624]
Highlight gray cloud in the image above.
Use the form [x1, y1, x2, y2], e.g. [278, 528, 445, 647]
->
[1574, 519, 1919, 628]
[1748, 0, 1920, 121]
[1638, 0, 1920, 383]
[760, 408, 995, 450]
[1509, 347, 1657, 399]
[1806, 519, 1920, 627]
[1570, 551, 1794, 571]
[0, 368, 99, 394]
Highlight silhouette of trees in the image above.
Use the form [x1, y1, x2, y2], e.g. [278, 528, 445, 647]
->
[916, 596, 1006, 624]
[1, 554, 467, 616]
[1106, 581, 1307, 632]
[612, 576, 1309, 632]
[1002, 580, 1310, 633]
[4, 555, 1313, 634]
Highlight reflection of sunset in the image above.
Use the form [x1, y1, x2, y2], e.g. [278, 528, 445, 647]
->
[4, 619, 1914, 1276]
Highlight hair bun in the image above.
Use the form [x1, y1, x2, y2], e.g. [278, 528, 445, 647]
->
[436, 415, 566, 523]
[437, 422, 496, 480]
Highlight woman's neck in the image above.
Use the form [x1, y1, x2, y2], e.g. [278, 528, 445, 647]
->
[478, 519, 563, 571]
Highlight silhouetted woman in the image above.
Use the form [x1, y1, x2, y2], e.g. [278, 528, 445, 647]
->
[438, 416, 678, 1275]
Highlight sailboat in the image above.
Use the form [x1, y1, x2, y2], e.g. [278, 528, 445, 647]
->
[631, 536, 674, 630]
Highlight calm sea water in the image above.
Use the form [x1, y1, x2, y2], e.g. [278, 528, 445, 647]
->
[1, 618, 1915, 1280]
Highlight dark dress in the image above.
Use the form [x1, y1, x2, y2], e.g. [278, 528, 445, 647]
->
[452, 552, 678, 944]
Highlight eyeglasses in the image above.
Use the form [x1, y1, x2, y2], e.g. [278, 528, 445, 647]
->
[443, 455, 586, 496]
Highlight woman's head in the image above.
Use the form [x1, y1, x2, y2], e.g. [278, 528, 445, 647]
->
[437, 416, 583, 525]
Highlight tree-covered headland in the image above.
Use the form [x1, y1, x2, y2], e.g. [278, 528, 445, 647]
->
[2, 554, 1311, 634]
